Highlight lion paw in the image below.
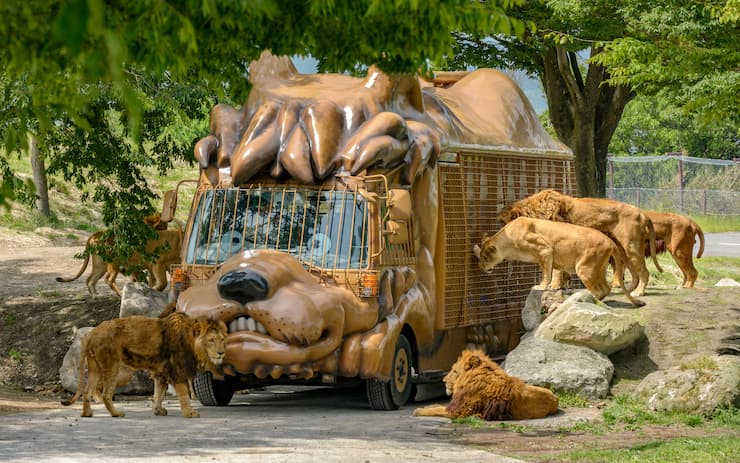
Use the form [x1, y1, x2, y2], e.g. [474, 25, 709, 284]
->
[154, 407, 168, 416]
[183, 409, 200, 418]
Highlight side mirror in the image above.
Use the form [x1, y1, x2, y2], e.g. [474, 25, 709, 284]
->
[388, 189, 411, 222]
[384, 189, 412, 245]
[160, 189, 177, 223]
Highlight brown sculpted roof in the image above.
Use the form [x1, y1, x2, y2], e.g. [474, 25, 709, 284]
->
[195, 50, 569, 186]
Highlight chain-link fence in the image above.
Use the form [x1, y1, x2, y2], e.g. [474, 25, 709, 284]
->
[607, 155, 740, 216]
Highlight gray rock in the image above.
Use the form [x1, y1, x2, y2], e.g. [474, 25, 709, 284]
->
[635, 355, 740, 415]
[522, 288, 566, 332]
[715, 278, 740, 287]
[59, 326, 153, 395]
[504, 336, 614, 399]
[534, 291, 644, 355]
[119, 281, 170, 318]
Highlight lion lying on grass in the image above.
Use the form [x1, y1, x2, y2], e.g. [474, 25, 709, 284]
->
[500, 189, 662, 296]
[473, 217, 645, 307]
[56, 215, 182, 297]
[61, 312, 227, 418]
[414, 349, 558, 420]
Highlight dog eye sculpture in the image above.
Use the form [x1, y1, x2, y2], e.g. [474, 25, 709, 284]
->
[194, 50, 565, 187]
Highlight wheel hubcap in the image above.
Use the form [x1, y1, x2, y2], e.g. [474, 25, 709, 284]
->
[394, 349, 408, 391]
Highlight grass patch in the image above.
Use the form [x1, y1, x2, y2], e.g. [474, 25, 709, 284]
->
[451, 416, 486, 428]
[556, 391, 592, 408]
[559, 434, 739, 462]
[692, 215, 740, 233]
[647, 255, 740, 286]
[679, 357, 719, 371]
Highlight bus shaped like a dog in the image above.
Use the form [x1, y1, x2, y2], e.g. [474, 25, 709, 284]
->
[164, 51, 575, 409]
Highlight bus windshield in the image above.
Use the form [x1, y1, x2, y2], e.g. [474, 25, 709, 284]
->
[185, 187, 369, 269]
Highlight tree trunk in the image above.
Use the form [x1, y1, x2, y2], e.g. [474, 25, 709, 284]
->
[29, 135, 50, 217]
[540, 46, 634, 198]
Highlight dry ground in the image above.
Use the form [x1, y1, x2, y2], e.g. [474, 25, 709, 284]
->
[0, 227, 738, 461]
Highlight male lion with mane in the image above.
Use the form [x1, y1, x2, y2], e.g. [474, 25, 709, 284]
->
[473, 217, 645, 307]
[61, 312, 227, 418]
[414, 349, 559, 420]
[500, 189, 662, 296]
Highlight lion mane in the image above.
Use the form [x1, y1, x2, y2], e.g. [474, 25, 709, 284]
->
[61, 312, 227, 418]
[414, 349, 558, 420]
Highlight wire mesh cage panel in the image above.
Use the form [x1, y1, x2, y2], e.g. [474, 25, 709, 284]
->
[439, 149, 576, 329]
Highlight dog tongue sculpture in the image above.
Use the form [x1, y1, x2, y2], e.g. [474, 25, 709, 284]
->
[194, 50, 566, 187]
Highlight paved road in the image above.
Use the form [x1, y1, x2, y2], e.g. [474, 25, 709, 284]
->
[697, 232, 740, 258]
[0, 386, 527, 463]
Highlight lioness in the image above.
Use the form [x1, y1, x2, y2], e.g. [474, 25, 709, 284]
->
[500, 189, 662, 296]
[61, 312, 227, 418]
[56, 226, 182, 297]
[642, 210, 705, 288]
[414, 349, 558, 420]
[473, 217, 645, 307]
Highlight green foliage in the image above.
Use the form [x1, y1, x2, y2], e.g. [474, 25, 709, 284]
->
[594, 0, 740, 127]
[7, 348, 22, 362]
[0, 0, 525, 259]
[451, 416, 486, 427]
[609, 93, 740, 161]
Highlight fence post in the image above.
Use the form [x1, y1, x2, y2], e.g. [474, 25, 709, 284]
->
[637, 188, 641, 209]
[703, 190, 707, 215]
[608, 157, 614, 198]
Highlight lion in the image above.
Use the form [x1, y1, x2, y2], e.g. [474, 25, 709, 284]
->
[56, 220, 183, 297]
[61, 312, 227, 418]
[414, 349, 559, 420]
[500, 189, 662, 296]
[642, 211, 705, 288]
[472, 217, 645, 307]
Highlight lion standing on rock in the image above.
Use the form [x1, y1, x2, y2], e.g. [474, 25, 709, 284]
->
[414, 349, 559, 420]
[61, 312, 227, 418]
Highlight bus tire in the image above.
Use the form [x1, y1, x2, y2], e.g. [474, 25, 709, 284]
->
[366, 334, 413, 410]
[193, 371, 234, 406]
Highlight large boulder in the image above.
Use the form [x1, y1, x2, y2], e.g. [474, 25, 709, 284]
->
[119, 281, 170, 318]
[635, 355, 740, 415]
[534, 290, 644, 355]
[503, 336, 614, 399]
[59, 327, 153, 395]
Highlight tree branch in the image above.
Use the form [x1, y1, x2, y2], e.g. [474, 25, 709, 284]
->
[555, 46, 583, 107]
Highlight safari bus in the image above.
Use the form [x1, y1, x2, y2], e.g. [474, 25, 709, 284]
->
[161, 51, 575, 410]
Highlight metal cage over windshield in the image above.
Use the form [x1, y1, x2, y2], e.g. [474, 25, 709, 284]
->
[184, 185, 370, 273]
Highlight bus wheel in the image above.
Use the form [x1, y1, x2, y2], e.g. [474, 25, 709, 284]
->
[193, 371, 234, 406]
[366, 334, 413, 410]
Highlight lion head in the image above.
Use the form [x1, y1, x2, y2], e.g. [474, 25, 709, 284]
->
[192, 318, 228, 369]
[472, 235, 502, 274]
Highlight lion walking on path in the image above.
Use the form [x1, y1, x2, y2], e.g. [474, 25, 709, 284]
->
[61, 312, 227, 418]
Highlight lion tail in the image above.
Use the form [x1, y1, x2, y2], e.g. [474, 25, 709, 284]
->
[60, 333, 88, 406]
[693, 220, 705, 258]
[645, 218, 663, 273]
[56, 235, 94, 283]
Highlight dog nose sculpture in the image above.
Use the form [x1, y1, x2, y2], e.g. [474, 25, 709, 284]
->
[217, 269, 269, 304]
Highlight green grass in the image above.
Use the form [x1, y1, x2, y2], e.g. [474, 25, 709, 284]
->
[560, 434, 739, 463]
[692, 215, 740, 233]
[647, 254, 740, 286]
[556, 391, 592, 408]
[1, 155, 197, 234]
